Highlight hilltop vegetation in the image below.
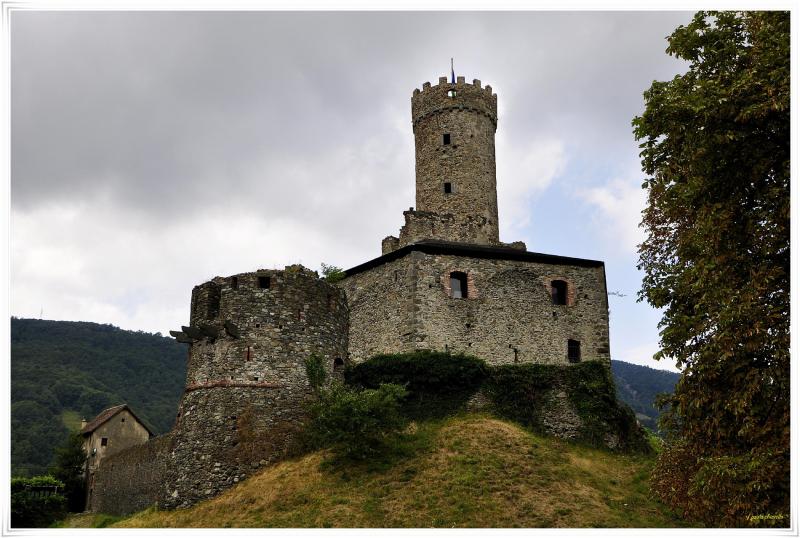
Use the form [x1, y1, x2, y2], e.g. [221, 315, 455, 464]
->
[87, 415, 684, 528]
[10, 318, 186, 476]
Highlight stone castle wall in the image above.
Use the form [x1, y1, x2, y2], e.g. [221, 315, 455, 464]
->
[89, 434, 173, 516]
[340, 248, 609, 366]
[92, 265, 349, 513]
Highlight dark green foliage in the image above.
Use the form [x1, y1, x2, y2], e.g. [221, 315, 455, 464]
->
[320, 263, 345, 283]
[484, 362, 650, 453]
[10, 475, 67, 528]
[306, 383, 408, 461]
[611, 360, 678, 432]
[633, 11, 789, 526]
[344, 351, 486, 419]
[11, 318, 187, 477]
[48, 433, 87, 512]
[304, 353, 327, 393]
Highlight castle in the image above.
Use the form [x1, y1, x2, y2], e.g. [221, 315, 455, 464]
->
[87, 73, 611, 515]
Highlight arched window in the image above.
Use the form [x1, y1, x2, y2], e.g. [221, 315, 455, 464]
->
[551, 280, 568, 305]
[333, 358, 344, 371]
[450, 271, 468, 298]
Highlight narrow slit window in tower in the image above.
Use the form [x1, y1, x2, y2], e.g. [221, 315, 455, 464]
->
[258, 276, 271, 289]
[568, 339, 581, 363]
[230, 276, 238, 290]
[444, 182, 452, 194]
[450, 271, 468, 299]
[551, 280, 568, 305]
[443, 133, 450, 145]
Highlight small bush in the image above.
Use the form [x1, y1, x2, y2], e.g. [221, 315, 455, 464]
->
[11, 475, 67, 528]
[306, 383, 408, 461]
[304, 354, 327, 393]
[345, 351, 486, 418]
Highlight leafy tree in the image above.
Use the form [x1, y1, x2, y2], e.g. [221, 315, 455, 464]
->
[632, 11, 789, 526]
[319, 263, 345, 283]
[49, 433, 87, 512]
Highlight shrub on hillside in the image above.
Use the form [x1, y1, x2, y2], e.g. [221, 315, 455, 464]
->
[306, 383, 408, 461]
[344, 351, 486, 418]
[10, 475, 67, 528]
[484, 361, 650, 453]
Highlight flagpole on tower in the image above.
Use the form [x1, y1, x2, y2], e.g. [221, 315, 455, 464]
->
[450, 58, 455, 84]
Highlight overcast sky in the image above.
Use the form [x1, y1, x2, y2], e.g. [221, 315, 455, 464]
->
[10, 10, 694, 371]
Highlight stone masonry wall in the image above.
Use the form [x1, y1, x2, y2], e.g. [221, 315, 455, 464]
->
[162, 264, 349, 510]
[340, 251, 609, 366]
[90, 434, 172, 516]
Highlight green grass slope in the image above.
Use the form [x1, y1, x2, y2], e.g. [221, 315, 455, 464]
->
[99, 415, 685, 528]
[11, 318, 187, 476]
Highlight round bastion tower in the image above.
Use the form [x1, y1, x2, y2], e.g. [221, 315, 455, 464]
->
[163, 265, 348, 509]
[395, 75, 500, 248]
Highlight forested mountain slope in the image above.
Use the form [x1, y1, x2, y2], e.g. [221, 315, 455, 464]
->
[11, 318, 187, 476]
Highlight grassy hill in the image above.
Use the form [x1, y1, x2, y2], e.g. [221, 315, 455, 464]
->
[66, 414, 685, 528]
[10, 318, 187, 477]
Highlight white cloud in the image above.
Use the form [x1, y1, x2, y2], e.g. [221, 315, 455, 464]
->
[614, 341, 680, 373]
[578, 176, 647, 254]
[497, 136, 566, 237]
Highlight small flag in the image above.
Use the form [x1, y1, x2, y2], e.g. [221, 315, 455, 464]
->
[451, 58, 455, 84]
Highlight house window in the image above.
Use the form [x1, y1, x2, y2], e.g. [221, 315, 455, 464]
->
[230, 276, 238, 290]
[444, 182, 453, 194]
[568, 340, 581, 363]
[100, 438, 108, 447]
[551, 280, 568, 305]
[258, 276, 271, 289]
[121, 417, 125, 423]
[443, 133, 451, 145]
[450, 271, 468, 299]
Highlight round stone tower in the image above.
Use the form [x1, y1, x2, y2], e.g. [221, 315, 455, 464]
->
[402, 75, 500, 246]
[164, 264, 348, 509]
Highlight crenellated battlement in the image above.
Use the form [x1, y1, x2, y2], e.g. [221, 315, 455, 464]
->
[412, 75, 497, 129]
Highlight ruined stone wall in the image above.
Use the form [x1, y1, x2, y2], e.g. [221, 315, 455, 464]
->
[408, 76, 500, 245]
[89, 434, 172, 516]
[163, 265, 349, 510]
[398, 210, 498, 248]
[341, 250, 609, 366]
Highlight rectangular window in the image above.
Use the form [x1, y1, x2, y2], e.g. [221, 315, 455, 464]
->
[568, 340, 581, 363]
[450, 271, 468, 299]
[444, 182, 452, 194]
[443, 133, 451, 145]
[258, 276, 271, 289]
[230, 276, 238, 290]
[101, 438, 108, 447]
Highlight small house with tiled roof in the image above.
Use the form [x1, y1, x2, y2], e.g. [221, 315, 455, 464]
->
[81, 404, 152, 510]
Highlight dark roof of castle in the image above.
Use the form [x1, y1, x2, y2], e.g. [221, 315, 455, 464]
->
[80, 404, 154, 437]
[343, 240, 604, 277]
